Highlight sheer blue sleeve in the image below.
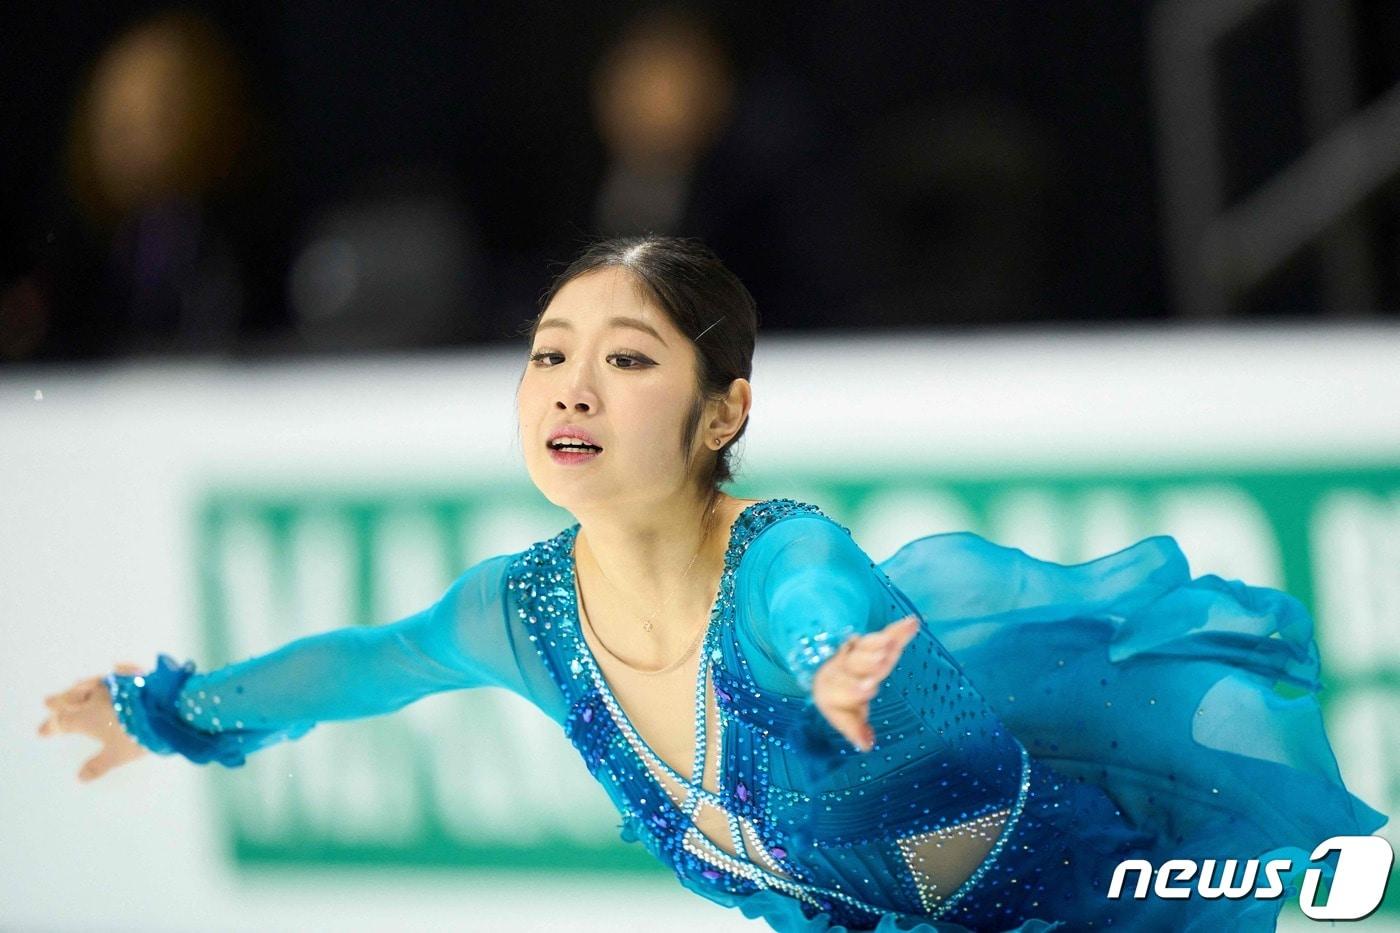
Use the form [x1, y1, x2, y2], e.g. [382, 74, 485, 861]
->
[737, 514, 894, 693]
[105, 552, 525, 767]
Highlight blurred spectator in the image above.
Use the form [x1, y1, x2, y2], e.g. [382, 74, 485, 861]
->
[585, 4, 859, 332]
[2, 10, 287, 361]
[591, 5, 734, 237]
[0, 1, 1254, 354]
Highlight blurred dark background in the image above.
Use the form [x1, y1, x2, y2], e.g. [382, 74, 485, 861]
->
[4, 0, 1400, 363]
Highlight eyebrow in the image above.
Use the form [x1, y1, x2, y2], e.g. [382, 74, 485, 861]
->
[534, 316, 668, 347]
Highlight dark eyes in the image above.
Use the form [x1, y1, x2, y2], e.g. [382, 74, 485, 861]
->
[528, 351, 651, 370]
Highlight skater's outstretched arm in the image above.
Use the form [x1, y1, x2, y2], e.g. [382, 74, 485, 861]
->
[39, 553, 521, 778]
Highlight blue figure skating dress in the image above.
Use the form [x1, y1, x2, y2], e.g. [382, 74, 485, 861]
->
[106, 498, 1388, 931]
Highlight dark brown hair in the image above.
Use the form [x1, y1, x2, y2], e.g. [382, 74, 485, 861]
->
[527, 236, 758, 491]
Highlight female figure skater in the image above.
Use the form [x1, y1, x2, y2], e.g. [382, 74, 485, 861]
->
[40, 237, 1387, 931]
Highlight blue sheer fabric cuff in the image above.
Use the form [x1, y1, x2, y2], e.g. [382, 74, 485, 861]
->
[105, 661, 178, 756]
[785, 631, 850, 692]
[105, 653, 275, 768]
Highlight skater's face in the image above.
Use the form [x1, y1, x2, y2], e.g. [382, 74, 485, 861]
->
[518, 266, 710, 510]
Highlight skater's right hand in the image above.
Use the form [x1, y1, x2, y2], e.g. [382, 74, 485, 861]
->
[38, 664, 150, 782]
[811, 615, 921, 753]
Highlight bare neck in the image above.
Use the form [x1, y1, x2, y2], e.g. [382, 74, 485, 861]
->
[572, 491, 753, 663]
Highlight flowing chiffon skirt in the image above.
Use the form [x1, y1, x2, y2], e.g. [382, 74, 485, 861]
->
[742, 531, 1388, 932]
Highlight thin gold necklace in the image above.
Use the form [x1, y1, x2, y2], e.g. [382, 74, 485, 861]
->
[578, 584, 710, 675]
[575, 493, 721, 674]
[580, 491, 719, 633]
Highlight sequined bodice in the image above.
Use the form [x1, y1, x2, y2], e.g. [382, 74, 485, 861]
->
[507, 498, 1034, 928]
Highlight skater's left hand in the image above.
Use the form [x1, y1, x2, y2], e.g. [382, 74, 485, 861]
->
[811, 615, 920, 752]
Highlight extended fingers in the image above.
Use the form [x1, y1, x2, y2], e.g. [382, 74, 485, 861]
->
[882, 614, 921, 645]
[813, 663, 880, 752]
[79, 744, 134, 783]
[871, 615, 920, 674]
[40, 674, 114, 737]
[45, 676, 101, 710]
[842, 641, 902, 683]
[44, 691, 87, 711]
[834, 616, 921, 681]
[842, 639, 890, 676]
[38, 707, 69, 736]
[816, 661, 872, 705]
[821, 703, 875, 753]
[812, 617, 923, 751]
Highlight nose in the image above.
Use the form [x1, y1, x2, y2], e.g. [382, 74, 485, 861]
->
[555, 366, 599, 413]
